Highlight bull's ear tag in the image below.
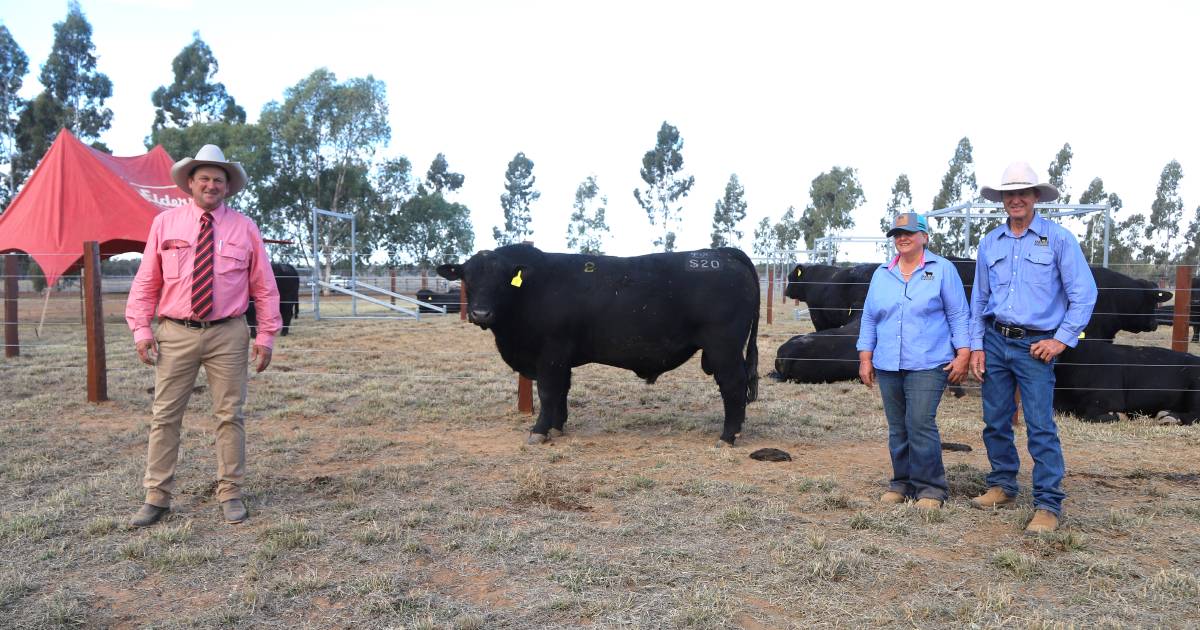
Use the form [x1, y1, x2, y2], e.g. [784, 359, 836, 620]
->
[1078, 331, 1086, 339]
[511, 270, 523, 288]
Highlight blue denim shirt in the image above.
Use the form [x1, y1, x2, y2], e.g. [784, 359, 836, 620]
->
[857, 250, 970, 371]
[969, 214, 1097, 350]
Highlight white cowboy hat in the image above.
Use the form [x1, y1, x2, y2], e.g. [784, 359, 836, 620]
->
[979, 161, 1059, 203]
[170, 144, 248, 197]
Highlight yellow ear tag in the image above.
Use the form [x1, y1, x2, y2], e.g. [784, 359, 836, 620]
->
[1078, 331, 1085, 339]
[511, 270, 523, 288]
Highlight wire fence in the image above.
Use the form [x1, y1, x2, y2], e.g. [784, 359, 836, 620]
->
[2, 254, 1197, 400]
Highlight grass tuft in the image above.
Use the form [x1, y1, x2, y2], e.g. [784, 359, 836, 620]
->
[1141, 568, 1200, 600]
[990, 549, 1038, 579]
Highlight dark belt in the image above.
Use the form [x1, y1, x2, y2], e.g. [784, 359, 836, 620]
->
[991, 319, 1053, 339]
[163, 316, 235, 329]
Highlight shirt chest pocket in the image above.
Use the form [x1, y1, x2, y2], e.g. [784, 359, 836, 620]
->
[161, 248, 188, 279]
[217, 243, 250, 274]
[1023, 250, 1055, 285]
[986, 250, 1011, 289]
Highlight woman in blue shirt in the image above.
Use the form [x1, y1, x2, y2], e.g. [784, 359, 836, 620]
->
[857, 212, 970, 510]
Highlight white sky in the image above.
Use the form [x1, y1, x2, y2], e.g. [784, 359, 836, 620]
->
[2, 0, 1199, 261]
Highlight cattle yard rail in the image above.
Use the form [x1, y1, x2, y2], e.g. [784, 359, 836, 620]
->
[312, 280, 444, 321]
[928, 202, 1112, 266]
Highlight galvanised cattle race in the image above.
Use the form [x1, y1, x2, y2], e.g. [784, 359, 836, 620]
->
[247, 261, 301, 337]
[437, 244, 760, 446]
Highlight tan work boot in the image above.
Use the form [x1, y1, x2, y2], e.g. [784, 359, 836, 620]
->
[970, 487, 1015, 509]
[1024, 510, 1059, 535]
[880, 491, 906, 505]
[914, 498, 942, 510]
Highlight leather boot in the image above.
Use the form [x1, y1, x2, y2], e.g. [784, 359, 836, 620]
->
[914, 498, 943, 510]
[221, 498, 248, 524]
[130, 503, 169, 528]
[1024, 510, 1059, 535]
[970, 487, 1015, 509]
[880, 491, 906, 505]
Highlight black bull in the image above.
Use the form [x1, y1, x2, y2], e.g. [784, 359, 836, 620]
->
[437, 245, 760, 446]
[246, 262, 300, 337]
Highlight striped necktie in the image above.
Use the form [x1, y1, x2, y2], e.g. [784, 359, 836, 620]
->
[191, 212, 215, 319]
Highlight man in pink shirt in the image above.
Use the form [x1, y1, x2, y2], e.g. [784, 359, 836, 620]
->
[125, 144, 281, 527]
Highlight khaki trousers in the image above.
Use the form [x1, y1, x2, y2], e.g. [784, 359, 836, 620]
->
[144, 318, 249, 507]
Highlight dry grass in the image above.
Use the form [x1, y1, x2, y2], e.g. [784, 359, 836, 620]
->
[0, 291, 1198, 627]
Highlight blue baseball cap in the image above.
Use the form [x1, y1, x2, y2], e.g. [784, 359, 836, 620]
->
[886, 212, 928, 237]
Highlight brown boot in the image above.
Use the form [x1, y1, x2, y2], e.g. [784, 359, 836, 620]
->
[880, 491, 906, 505]
[1024, 510, 1059, 535]
[970, 487, 1015, 509]
[914, 498, 943, 510]
[130, 503, 169, 528]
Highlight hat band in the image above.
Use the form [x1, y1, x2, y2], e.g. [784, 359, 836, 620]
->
[1002, 181, 1035, 186]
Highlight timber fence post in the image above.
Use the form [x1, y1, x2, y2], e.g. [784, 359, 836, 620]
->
[4, 254, 17, 358]
[83, 241, 107, 402]
[1172, 264, 1194, 352]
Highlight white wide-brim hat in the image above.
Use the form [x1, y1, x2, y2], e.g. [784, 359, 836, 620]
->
[979, 161, 1059, 203]
[170, 144, 248, 197]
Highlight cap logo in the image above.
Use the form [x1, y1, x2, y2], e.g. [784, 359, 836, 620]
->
[896, 215, 909, 226]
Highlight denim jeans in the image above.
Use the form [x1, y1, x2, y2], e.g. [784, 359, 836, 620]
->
[980, 326, 1066, 515]
[876, 366, 949, 501]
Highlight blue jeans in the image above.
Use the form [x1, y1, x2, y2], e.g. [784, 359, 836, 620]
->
[981, 326, 1066, 515]
[876, 366, 949, 501]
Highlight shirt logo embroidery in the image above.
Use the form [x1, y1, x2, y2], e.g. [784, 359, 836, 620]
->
[922, 271, 934, 281]
[1036, 236, 1048, 247]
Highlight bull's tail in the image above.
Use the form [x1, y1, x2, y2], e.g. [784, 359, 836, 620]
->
[719, 247, 761, 403]
[746, 306, 759, 402]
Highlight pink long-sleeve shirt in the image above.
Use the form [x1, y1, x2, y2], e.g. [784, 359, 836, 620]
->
[126, 201, 281, 349]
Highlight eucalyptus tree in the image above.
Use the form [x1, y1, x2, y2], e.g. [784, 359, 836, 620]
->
[493, 152, 539, 246]
[150, 32, 245, 133]
[13, 1, 113, 187]
[257, 68, 390, 280]
[710, 173, 747, 248]
[928, 137, 977, 256]
[566, 175, 609, 254]
[0, 25, 29, 206]
[423, 153, 465, 195]
[633, 121, 694, 251]
[801, 166, 863, 251]
[1144, 160, 1184, 264]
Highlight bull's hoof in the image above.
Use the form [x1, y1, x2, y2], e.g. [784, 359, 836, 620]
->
[527, 433, 550, 445]
[715, 439, 736, 448]
[548, 428, 564, 438]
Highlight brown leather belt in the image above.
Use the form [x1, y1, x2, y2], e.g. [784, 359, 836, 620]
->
[164, 316, 235, 329]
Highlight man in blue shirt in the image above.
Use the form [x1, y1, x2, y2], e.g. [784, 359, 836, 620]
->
[968, 161, 1097, 535]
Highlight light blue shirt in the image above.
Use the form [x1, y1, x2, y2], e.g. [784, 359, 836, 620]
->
[969, 214, 1097, 350]
[857, 250, 970, 371]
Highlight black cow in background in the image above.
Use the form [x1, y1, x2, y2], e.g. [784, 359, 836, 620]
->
[790, 258, 1170, 343]
[772, 318, 861, 383]
[774, 262, 1171, 389]
[783, 263, 875, 330]
[415, 288, 462, 313]
[247, 262, 300, 338]
[437, 244, 760, 447]
[1054, 339, 1199, 424]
